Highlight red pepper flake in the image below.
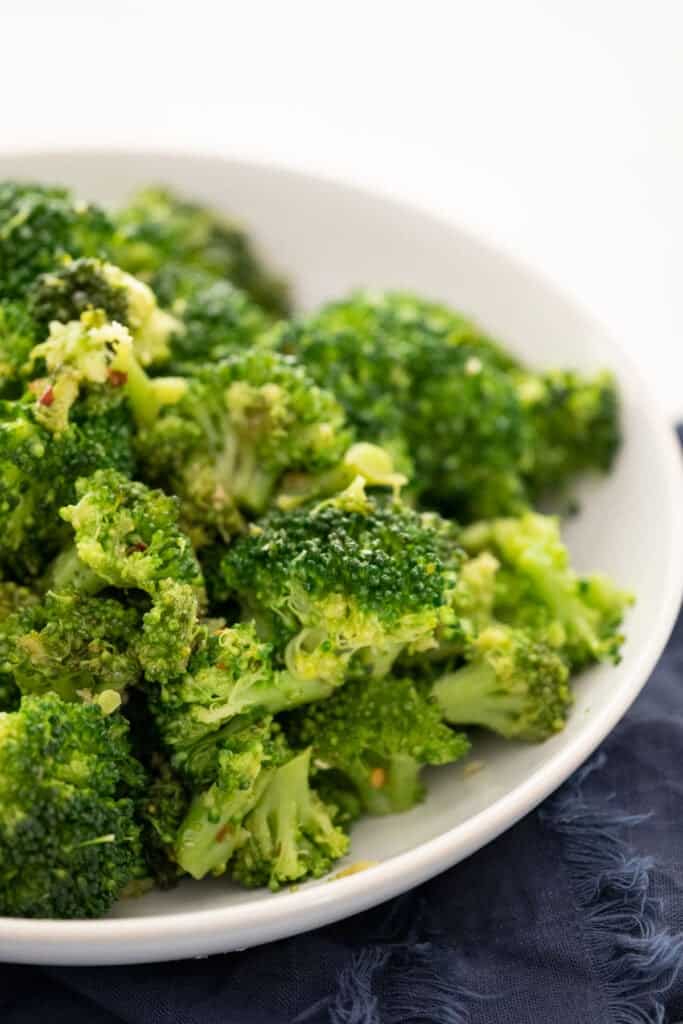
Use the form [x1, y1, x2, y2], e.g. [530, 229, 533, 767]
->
[215, 824, 233, 843]
[370, 768, 386, 790]
[39, 386, 55, 407]
[127, 541, 148, 553]
[108, 369, 128, 388]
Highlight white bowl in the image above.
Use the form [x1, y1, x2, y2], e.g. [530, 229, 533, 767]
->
[0, 150, 681, 965]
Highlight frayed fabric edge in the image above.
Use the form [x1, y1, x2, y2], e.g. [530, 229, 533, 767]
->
[541, 752, 683, 1024]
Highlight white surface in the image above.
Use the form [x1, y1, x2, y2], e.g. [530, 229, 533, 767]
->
[1, 1, 682, 417]
[0, 151, 680, 965]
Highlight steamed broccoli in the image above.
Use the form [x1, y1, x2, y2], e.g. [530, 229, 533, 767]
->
[112, 186, 289, 316]
[231, 747, 349, 890]
[136, 349, 352, 543]
[0, 182, 113, 300]
[0, 693, 145, 918]
[461, 512, 632, 668]
[1, 591, 142, 701]
[59, 469, 204, 680]
[175, 718, 288, 879]
[218, 494, 458, 687]
[286, 675, 470, 814]
[431, 623, 572, 741]
[29, 258, 181, 367]
[0, 301, 38, 397]
[0, 583, 39, 709]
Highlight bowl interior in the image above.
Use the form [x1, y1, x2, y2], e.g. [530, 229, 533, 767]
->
[0, 151, 680, 960]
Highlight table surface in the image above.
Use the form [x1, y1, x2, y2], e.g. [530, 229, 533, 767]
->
[2, 0, 682, 418]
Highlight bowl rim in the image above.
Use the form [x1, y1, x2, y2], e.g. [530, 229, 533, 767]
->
[0, 147, 682, 964]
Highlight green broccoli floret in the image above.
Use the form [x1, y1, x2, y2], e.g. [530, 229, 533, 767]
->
[0, 301, 38, 397]
[112, 186, 289, 316]
[516, 369, 621, 498]
[286, 675, 470, 815]
[219, 495, 457, 688]
[461, 512, 633, 669]
[29, 258, 181, 367]
[274, 290, 533, 519]
[0, 584, 39, 710]
[0, 397, 134, 580]
[166, 277, 270, 369]
[152, 621, 337, 774]
[59, 469, 204, 680]
[0, 182, 113, 300]
[431, 623, 572, 741]
[175, 718, 288, 879]
[1, 591, 142, 701]
[0, 693, 145, 918]
[136, 349, 352, 543]
[138, 756, 189, 889]
[231, 747, 349, 890]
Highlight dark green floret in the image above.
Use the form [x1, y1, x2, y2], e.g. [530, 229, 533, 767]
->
[0, 693, 145, 918]
[0, 301, 39, 396]
[0, 182, 113, 300]
[112, 186, 289, 316]
[286, 675, 470, 814]
[167, 277, 270, 369]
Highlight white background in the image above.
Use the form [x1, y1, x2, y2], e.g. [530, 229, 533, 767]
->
[2, 1, 682, 418]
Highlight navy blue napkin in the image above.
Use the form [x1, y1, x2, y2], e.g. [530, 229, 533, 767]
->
[3, 441, 683, 1024]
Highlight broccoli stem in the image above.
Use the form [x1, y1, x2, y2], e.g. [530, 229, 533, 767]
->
[47, 545, 103, 596]
[432, 661, 525, 736]
[351, 754, 422, 816]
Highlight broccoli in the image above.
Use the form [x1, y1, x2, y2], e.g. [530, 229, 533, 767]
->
[152, 621, 339, 775]
[231, 747, 350, 890]
[0, 584, 39, 709]
[0, 301, 38, 397]
[461, 512, 632, 668]
[29, 258, 181, 367]
[0, 693, 145, 918]
[166, 277, 270, 369]
[59, 469, 204, 680]
[138, 756, 190, 889]
[1, 591, 142, 702]
[0, 182, 113, 300]
[135, 349, 352, 543]
[218, 495, 457, 687]
[285, 675, 470, 815]
[112, 186, 289, 316]
[175, 718, 288, 879]
[516, 369, 621, 499]
[431, 623, 572, 741]
[0, 396, 134, 580]
[274, 290, 533, 519]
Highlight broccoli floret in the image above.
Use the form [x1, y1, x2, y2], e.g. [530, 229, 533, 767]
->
[0, 584, 39, 709]
[29, 258, 181, 367]
[138, 756, 189, 889]
[112, 187, 289, 316]
[152, 621, 337, 774]
[517, 369, 621, 498]
[0, 693, 145, 918]
[275, 290, 533, 519]
[231, 747, 349, 890]
[431, 623, 572, 741]
[219, 496, 457, 687]
[286, 675, 470, 815]
[461, 513, 632, 669]
[136, 349, 352, 543]
[59, 469, 204, 680]
[175, 718, 288, 879]
[1, 591, 142, 701]
[167, 277, 270, 369]
[0, 301, 38, 396]
[0, 397, 134, 580]
[0, 182, 113, 300]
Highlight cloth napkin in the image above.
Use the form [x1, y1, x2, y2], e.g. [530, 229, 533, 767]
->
[3, 438, 683, 1024]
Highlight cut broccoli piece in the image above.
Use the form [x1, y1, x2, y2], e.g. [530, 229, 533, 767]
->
[112, 186, 289, 316]
[175, 718, 288, 879]
[29, 258, 181, 367]
[136, 349, 352, 543]
[286, 674, 470, 815]
[461, 512, 632, 669]
[1, 591, 142, 701]
[219, 496, 458, 688]
[138, 756, 190, 889]
[0, 301, 38, 397]
[0, 584, 39, 709]
[167, 277, 270, 369]
[431, 623, 572, 741]
[0, 182, 113, 300]
[59, 469, 204, 680]
[516, 369, 621, 498]
[275, 290, 533, 519]
[231, 747, 349, 890]
[0, 693, 145, 918]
